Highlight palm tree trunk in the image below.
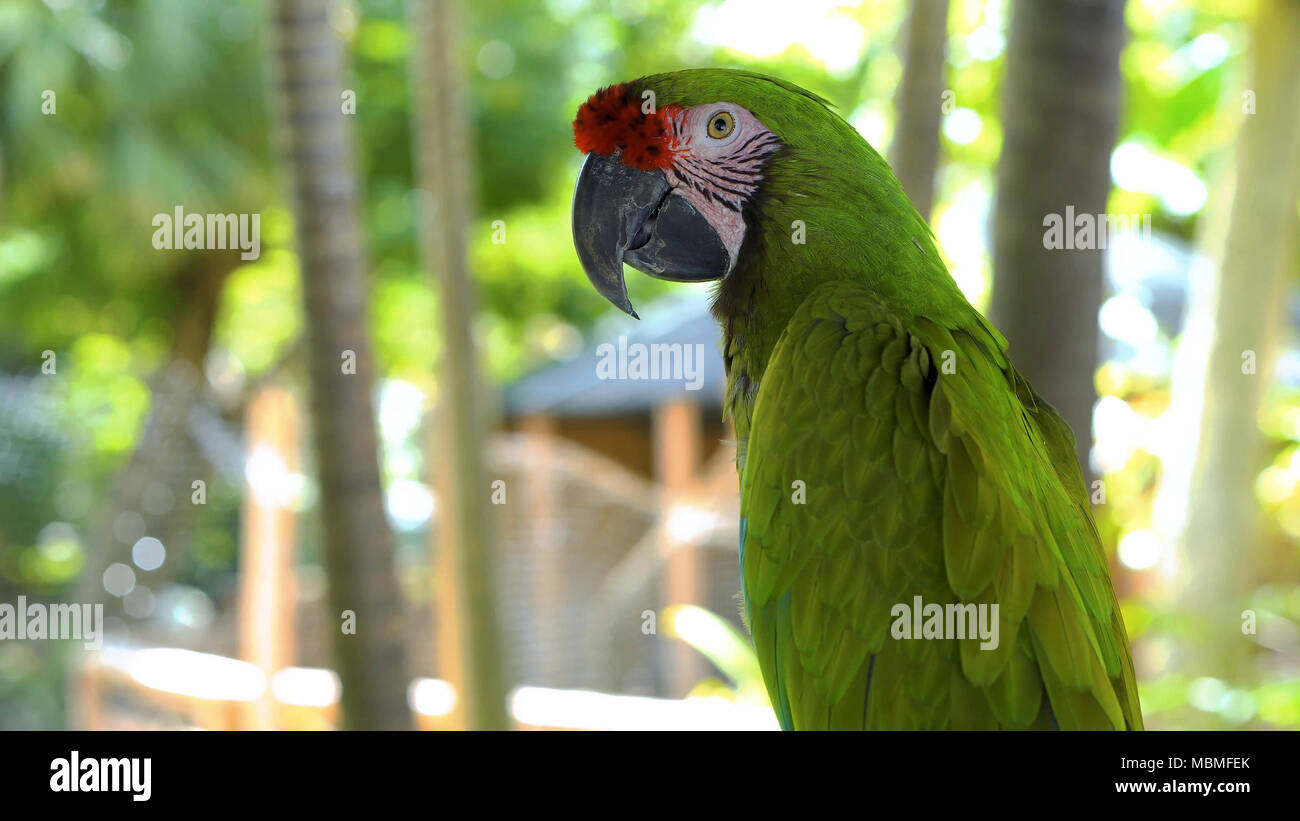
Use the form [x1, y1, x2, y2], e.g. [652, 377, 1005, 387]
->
[409, 0, 510, 730]
[990, 0, 1126, 473]
[890, 0, 950, 220]
[269, 0, 410, 730]
[1178, 0, 1300, 695]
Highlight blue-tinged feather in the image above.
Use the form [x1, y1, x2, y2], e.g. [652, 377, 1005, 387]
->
[772, 592, 795, 731]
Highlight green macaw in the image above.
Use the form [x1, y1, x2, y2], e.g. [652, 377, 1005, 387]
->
[570, 69, 1142, 730]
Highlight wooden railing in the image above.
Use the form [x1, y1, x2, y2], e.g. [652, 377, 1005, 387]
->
[73, 645, 777, 731]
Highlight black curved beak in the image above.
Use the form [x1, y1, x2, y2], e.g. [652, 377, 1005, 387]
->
[572, 152, 730, 318]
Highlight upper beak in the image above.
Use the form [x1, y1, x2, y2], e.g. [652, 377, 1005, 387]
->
[571, 152, 730, 318]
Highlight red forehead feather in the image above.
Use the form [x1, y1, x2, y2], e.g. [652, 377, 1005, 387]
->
[573, 84, 677, 171]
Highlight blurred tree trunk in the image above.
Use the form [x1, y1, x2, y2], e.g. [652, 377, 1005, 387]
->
[76, 252, 236, 618]
[1178, 0, 1300, 695]
[990, 0, 1126, 473]
[269, 0, 411, 730]
[890, 0, 949, 220]
[409, 0, 510, 730]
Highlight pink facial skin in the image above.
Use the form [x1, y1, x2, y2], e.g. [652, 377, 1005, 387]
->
[658, 104, 782, 272]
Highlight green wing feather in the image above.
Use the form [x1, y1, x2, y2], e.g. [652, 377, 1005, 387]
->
[739, 280, 1142, 730]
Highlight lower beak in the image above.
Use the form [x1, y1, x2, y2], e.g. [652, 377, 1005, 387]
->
[571, 152, 730, 318]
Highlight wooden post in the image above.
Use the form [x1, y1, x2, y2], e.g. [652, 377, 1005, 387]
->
[70, 659, 103, 730]
[429, 407, 466, 730]
[237, 385, 299, 729]
[653, 399, 703, 697]
[520, 414, 561, 685]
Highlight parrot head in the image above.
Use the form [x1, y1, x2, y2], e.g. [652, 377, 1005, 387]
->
[571, 68, 966, 386]
[571, 78, 787, 316]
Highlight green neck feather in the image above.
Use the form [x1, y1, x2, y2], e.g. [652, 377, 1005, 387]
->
[637, 69, 987, 430]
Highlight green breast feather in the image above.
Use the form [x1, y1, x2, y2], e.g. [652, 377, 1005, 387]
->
[738, 280, 1143, 730]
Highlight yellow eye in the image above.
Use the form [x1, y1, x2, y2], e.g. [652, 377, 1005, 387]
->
[707, 111, 735, 139]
